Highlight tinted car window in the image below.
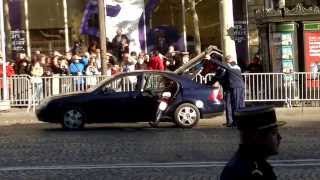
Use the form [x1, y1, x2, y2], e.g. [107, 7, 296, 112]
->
[144, 74, 163, 91]
[144, 74, 178, 96]
[103, 75, 138, 92]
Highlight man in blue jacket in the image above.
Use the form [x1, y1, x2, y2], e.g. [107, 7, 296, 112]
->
[69, 55, 85, 91]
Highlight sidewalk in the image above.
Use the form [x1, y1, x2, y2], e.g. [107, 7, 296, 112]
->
[0, 108, 38, 126]
[0, 107, 319, 126]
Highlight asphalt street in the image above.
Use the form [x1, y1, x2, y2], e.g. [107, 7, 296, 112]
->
[0, 107, 319, 179]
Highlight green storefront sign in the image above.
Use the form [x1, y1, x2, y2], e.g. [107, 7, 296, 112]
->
[304, 22, 320, 31]
[275, 24, 295, 32]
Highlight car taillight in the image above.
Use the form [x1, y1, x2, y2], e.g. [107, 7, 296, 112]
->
[217, 90, 223, 100]
[208, 90, 216, 101]
[208, 89, 223, 102]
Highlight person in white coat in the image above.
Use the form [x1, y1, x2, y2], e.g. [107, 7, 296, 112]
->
[85, 61, 101, 87]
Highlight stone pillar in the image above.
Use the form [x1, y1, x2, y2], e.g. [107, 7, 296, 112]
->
[24, 0, 31, 58]
[0, 0, 10, 110]
[219, 0, 237, 62]
[62, 0, 70, 53]
[181, 0, 187, 52]
[98, 0, 107, 75]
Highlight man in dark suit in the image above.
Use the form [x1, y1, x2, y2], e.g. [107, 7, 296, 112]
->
[220, 106, 285, 180]
[212, 55, 245, 127]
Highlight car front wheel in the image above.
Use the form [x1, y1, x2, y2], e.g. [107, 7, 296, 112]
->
[174, 103, 200, 128]
[62, 108, 85, 130]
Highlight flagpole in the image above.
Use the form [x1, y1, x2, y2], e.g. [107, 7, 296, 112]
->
[24, 0, 31, 57]
[62, 0, 70, 53]
[98, 0, 107, 75]
[143, 11, 148, 53]
[181, 0, 187, 52]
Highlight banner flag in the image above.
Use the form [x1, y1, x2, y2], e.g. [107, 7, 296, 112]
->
[105, 0, 145, 53]
[80, 0, 121, 37]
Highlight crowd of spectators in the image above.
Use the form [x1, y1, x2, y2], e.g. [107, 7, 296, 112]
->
[1, 30, 188, 81]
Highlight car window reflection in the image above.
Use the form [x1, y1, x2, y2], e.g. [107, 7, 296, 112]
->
[143, 74, 178, 97]
[103, 75, 139, 93]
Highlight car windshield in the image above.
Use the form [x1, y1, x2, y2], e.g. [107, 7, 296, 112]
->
[86, 74, 119, 93]
[103, 75, 138, 92]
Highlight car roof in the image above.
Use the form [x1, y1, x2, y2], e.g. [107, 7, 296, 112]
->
[112, 70, 204, 89]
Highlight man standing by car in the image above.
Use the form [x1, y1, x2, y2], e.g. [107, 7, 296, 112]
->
[213, 55, 245, 127]
[220, 106, 285, 180]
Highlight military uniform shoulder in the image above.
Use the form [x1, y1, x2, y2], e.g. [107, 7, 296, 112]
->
[221, 155, 273, 180]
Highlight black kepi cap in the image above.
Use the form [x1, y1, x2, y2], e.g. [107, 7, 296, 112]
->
[235, 105, 286, 131]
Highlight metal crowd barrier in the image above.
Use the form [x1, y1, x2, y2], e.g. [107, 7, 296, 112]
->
[1, 72, 320, 108]
[242, 72, 320, 106]
[0, 75, 31, 107]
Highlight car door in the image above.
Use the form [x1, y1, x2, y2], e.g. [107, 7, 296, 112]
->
[132, 73, 180, 121]
[86, 73, 142, 122]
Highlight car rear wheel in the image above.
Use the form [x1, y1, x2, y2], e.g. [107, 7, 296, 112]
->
[62, 108, 85, 130]
[174, 103, 200, 128]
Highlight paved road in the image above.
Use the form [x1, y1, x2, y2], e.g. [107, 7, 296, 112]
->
[0, 108, 319, 179]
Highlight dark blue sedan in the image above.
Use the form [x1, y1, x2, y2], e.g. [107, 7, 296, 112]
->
[36, 70, 224, 130]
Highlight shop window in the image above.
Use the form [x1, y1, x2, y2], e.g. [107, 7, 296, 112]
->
[285, 0, 319, 8]
[303, 0, 320, 7]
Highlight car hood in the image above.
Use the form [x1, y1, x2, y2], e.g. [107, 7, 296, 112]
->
[174, 45, 223, 75]
[45, 92, 89, 102]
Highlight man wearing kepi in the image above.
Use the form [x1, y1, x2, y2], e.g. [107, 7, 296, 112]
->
[220, 106, 286, 180]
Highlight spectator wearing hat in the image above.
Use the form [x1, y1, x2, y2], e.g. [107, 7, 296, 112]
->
[220, 106, 285, 180]
[69, 55, 85, 91]
[69, 55, 85, 76]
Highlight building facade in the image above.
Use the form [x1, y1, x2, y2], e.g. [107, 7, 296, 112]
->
[254, 0, 320, 73]
[5, 0, 249, 67]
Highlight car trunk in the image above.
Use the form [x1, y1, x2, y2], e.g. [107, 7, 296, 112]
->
[174, 45, 224, 75]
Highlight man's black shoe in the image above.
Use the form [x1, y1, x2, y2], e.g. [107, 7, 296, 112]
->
[223, 123, 234, 127]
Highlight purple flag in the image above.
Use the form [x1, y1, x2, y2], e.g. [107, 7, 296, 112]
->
[138, 0, 160, 52]
[80, 0, 121, 37]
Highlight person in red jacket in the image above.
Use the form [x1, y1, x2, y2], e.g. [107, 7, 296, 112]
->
[0, 59, 16, 88]
[148, 51, 164, 71]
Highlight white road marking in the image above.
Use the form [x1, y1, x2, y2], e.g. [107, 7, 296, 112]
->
[0, 159, 320, 171]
